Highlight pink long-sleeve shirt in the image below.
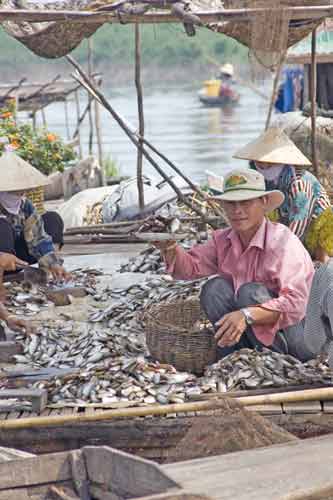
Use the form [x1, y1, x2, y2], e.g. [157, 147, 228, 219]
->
[166, 219, 314, 346]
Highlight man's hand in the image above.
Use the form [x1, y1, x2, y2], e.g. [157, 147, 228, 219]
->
[48, 265, 71, 282]
[6, 315, 33, 336]
[215, 310, 247, 347]
[0, 253, 28, 272]
[151, 240, 177, 252]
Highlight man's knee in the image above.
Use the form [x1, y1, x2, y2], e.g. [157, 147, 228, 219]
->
[237, 282, 273, 308]
[200, 277, 233, 309]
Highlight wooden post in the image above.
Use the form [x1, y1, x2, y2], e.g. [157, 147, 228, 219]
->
[32, 111, 37, 130]
[310, 27, 318, 176]
[135, 23, 145, 210]
[265, 54, 285, 130]
[87, 38, 94, 155]
[64, 99, 70, 140]
[74, 90, 83, 159]
[41, 107, 47, 128]
[94, 79, 105, 185]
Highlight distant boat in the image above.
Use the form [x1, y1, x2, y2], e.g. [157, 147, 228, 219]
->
[206, 170, 224, 195]
[198, 79, 240, 108]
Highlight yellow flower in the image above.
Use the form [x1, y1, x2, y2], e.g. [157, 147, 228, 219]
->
[1, 111, 12, 119]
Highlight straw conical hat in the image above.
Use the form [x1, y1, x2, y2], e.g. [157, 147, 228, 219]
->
[234, 127, 311, 166]
[220, 63, 234, 77]
[0, 152, 50, 192]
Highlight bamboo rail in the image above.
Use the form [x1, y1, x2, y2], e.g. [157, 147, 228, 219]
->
[0, 399, 229, 430]
[0, 6, 330, 23]
[1, 387, 333, 429]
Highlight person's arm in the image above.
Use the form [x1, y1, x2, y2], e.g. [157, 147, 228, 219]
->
[288, 177, 314, 239]
[215, 306, 280, 347]
[23, 201, 70, 280]
[0, 303, 32, 335]
[154, 232, 221, 280]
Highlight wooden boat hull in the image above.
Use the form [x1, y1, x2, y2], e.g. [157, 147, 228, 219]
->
[198, 93, 239, 107]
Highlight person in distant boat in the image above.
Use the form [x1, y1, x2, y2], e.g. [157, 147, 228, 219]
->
[218, 63, 234, 82]
[0, 152, 69, 281]
[234, 127, 333, 263]
[217, 63, 238, 102]
[153, 168, 318, 362]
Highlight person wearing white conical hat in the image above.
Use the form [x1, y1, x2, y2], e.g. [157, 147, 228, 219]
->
[234, 127, 333, 263]
[0, 152, 70, 286]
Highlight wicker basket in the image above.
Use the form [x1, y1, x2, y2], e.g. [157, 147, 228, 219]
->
[144, 297, 216, 375]
[27, 186, 45, 215]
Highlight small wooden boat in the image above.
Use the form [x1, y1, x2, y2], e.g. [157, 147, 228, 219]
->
[198, 80, 240, 108]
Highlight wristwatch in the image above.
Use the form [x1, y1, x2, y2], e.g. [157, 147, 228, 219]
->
[240, 308, 254, 326]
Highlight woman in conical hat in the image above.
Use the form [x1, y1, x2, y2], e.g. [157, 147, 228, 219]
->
[0, 152, 69, 282]
[234, 127, 333, 263]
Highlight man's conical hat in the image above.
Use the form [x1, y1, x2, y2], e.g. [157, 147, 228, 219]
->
[233, 127, 311, 166]
[0, 152, 50, 192]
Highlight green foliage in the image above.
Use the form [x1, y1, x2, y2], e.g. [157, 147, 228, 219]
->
[103, 154, 120, 178]
[0, 102, 76, 175]
[0, 23, 247, 70]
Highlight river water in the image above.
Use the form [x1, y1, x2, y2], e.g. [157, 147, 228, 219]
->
[41, 83, 270, 184]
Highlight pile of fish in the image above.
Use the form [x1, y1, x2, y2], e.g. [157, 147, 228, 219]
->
[6, 264, 333, 407]
[204, 348, 333, 391]
[3, 268, 100, 317]
[89, 276, 207, 328]
[118, 240, 203, 274]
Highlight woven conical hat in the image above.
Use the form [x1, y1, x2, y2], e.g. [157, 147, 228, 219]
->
[0, 152, 50, 192]
[234, 127, 311, 166]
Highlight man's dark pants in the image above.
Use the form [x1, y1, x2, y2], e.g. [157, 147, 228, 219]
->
[200, 276, 314, 362]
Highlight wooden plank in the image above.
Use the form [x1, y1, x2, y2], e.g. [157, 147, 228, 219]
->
[46, 485, 80, 500]
[283, 401, 322, 414]
[0, 342, 23, 362]
[0, 389, 47, 413]
[0, 489, 31, 500]
[89, 485, 122, 500]
[323, 401, 333, 413]
[69, 450, 90, 500]
[247, 404, 283, 415]
[83, 446, 180, 498]
[6, 411, 21, 420]
[0, 446, 35, 462]
[0, 451, 71, 489]
[134, 492, 211, 500]
[163, 435, 333, 499]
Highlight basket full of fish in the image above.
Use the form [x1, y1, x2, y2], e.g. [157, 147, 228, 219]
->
[143, 296, 216, 375]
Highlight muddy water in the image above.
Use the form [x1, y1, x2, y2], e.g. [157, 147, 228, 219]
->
[42, 82, 270, 184]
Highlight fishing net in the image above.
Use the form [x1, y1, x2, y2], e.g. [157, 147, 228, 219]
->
[248, 0, 291, 70]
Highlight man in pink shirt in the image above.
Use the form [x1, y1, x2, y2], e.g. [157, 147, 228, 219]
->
[156, 168, 315, 360]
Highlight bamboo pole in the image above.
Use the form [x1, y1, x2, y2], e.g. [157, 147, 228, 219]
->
[310, 27, 319, 176]
[41, 107, 47, 128]
[87, 38, 94, 156]
[135, 24, 145, 211]
[0, 7, 329, 23]
[237, 387, 333, 406]
[265, 54, 285, 130]
[0, 399, 228, 430]
[67, 56, 217, 226]
[94, 83, 104, 184]
[64, 99, 71, 140]
[74, 90, 83, 159]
